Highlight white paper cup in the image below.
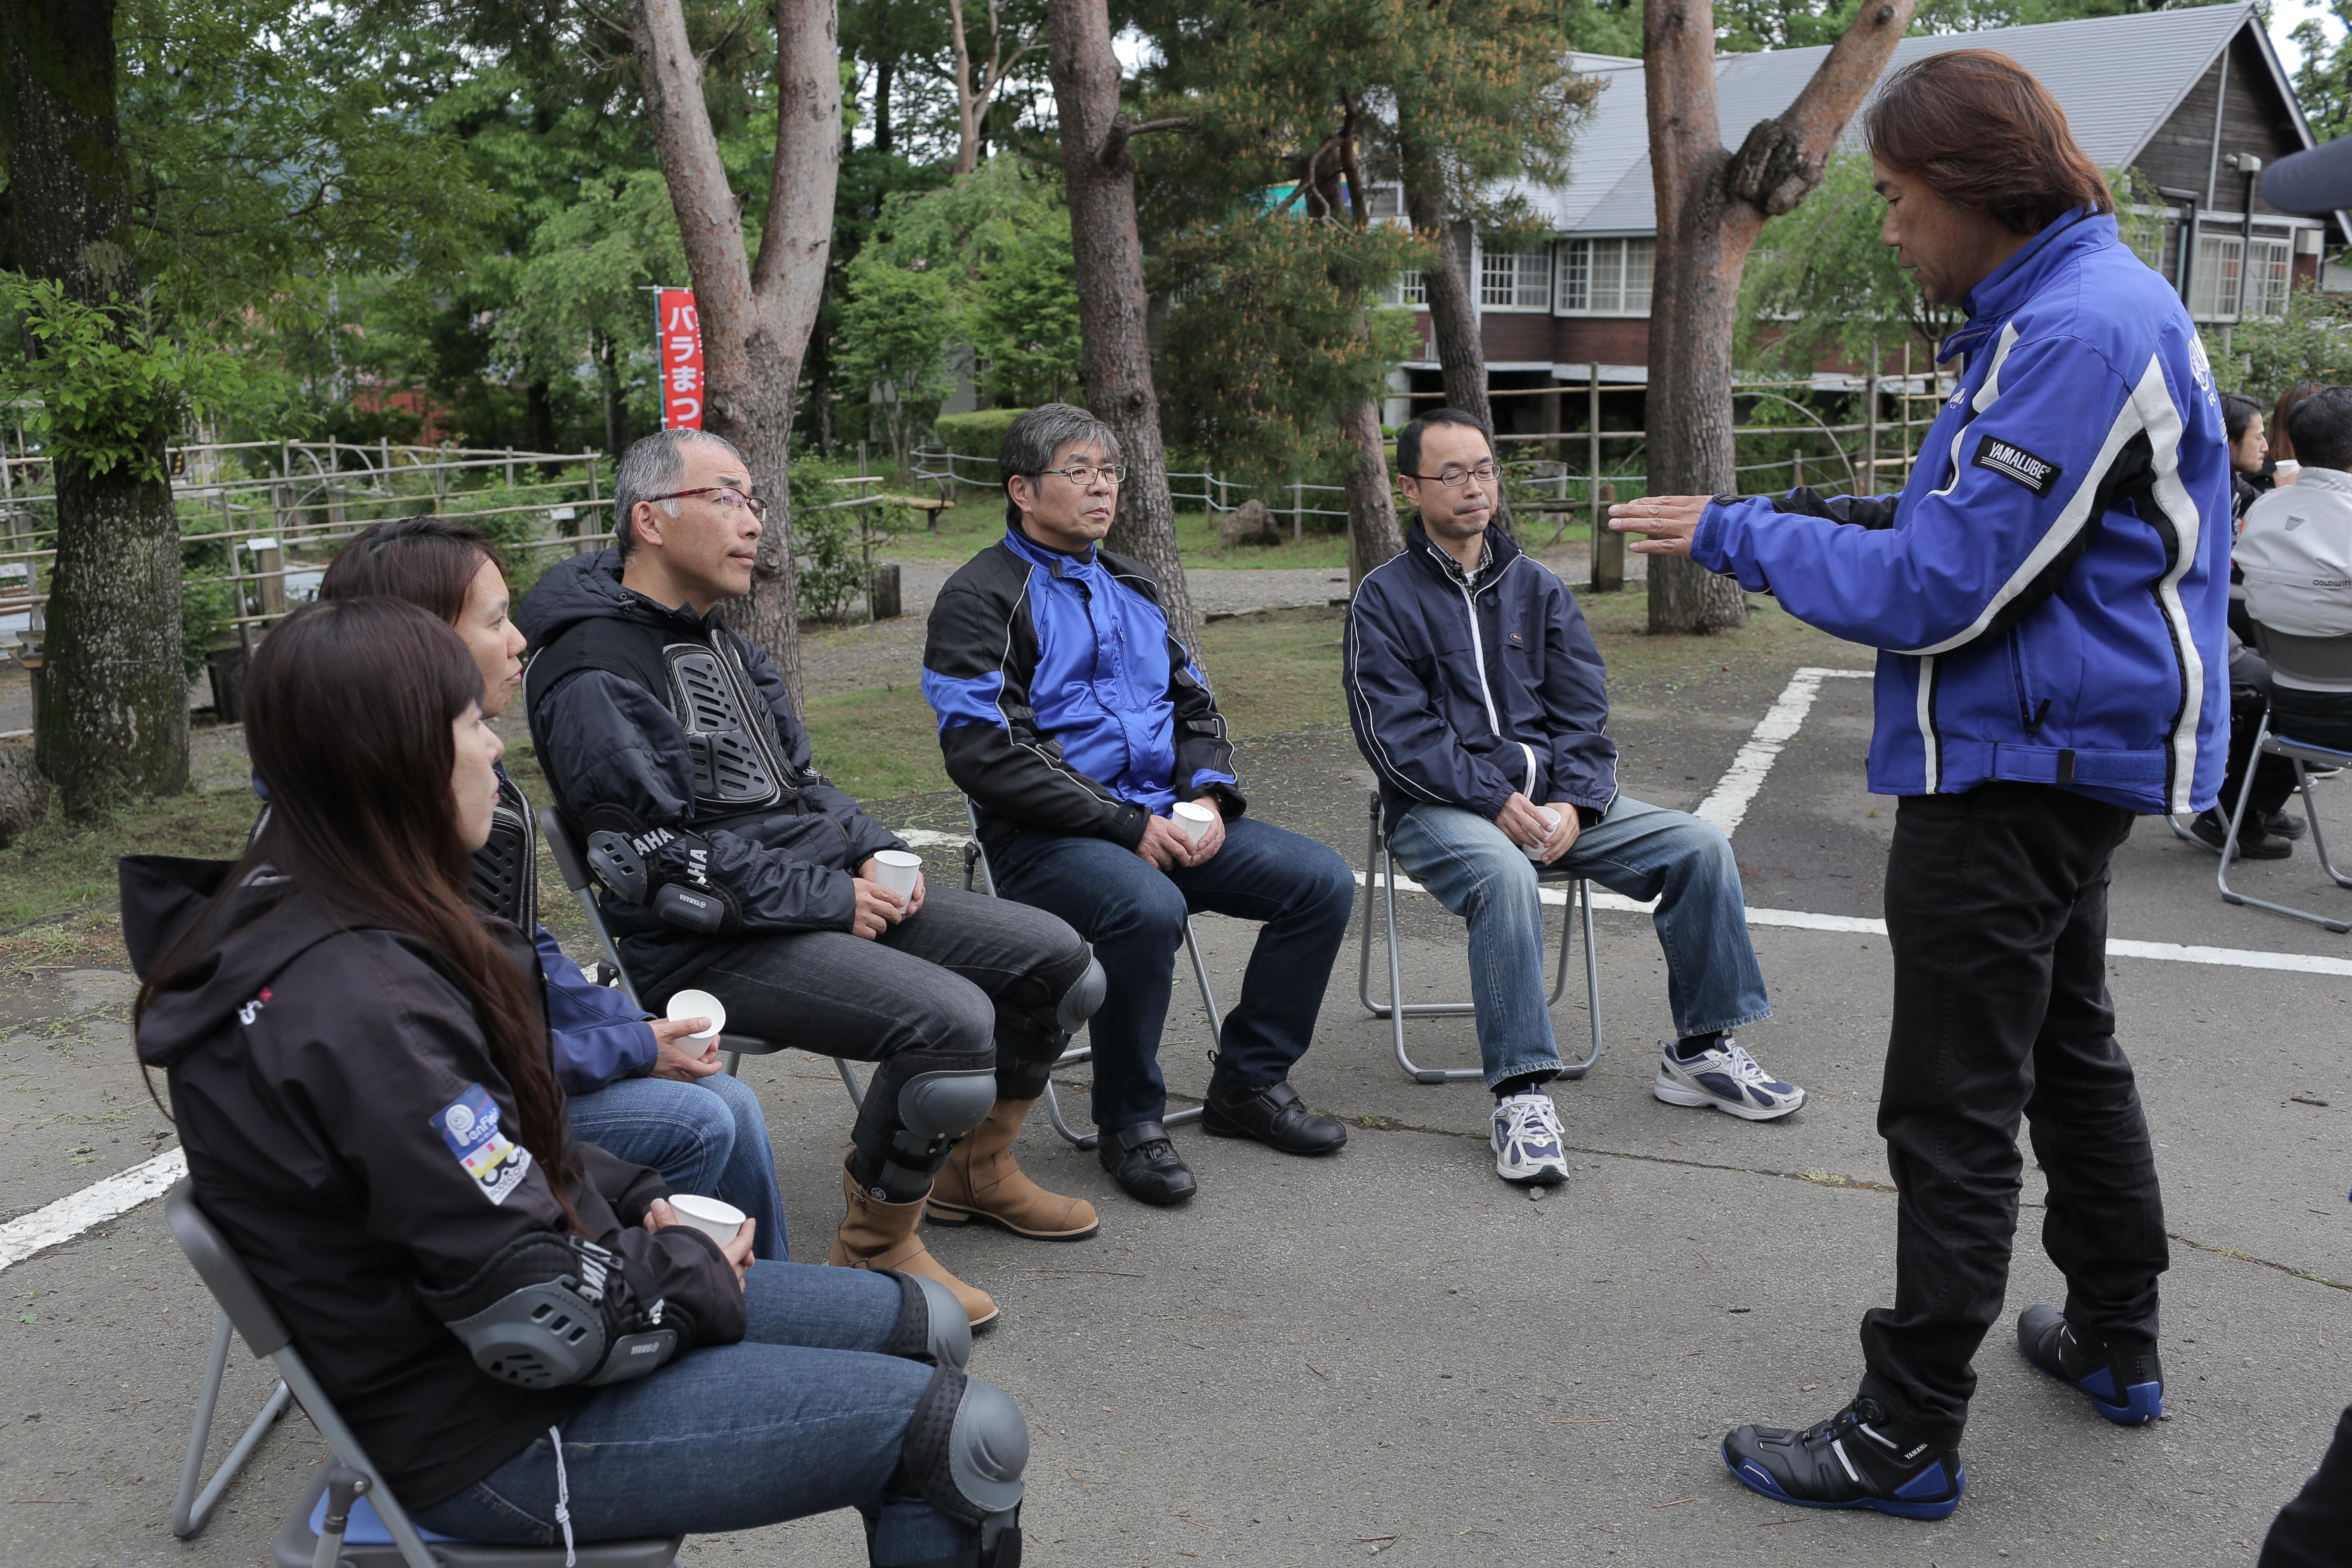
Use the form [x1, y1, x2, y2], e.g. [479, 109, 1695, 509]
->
[1523, 808, 1561, 862]
[1172, 801, 1216, 842]
[871, 848, 923, 899]
[667, 1193, 747, 1247]
[665, 988, 726, 1041]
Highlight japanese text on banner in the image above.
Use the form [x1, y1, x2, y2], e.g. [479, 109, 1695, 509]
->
[657, 288, 703, 431]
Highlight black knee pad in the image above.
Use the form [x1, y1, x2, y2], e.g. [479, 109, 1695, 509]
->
[896, 1366, 1028, 1527]
[881, 1270, 971, 1370]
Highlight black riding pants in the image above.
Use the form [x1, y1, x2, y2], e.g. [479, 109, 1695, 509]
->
[2261, 1404, 2352, 1567]
[1857, 782, 2169, 1446]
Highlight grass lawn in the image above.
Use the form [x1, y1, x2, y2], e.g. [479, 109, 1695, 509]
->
[876, 493, 1351, 570]
[0, 586, 1862, 939]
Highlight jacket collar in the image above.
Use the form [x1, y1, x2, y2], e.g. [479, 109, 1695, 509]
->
[1404, 521, 1519, 590]
[1939, 208, 2112, 364]
[1002, 526, 1100, 578]
[2290, 465, 2352, 499]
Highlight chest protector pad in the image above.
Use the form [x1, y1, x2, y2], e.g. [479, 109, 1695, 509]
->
[470, 793, 536, 930]
[663, 640, 790, 813]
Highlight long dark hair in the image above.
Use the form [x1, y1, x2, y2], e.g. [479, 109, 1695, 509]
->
[1865, 50, 2112, 236]
[135, 597, 581, 1218]
[319, 516, 502, 621]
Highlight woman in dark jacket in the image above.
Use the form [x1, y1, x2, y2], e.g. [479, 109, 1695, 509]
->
[128, 598, 1026, 1564]
[312, 517, 788, 1259]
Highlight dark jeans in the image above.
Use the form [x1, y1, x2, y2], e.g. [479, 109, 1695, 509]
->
[988, 815, 1357, 1131]
[697, 883, 1090, 1149]
[2261, 1404, 2352, 1567]
[2223, 690, 2303, 819]
[1858, 783, 2168, 1446]
[2269, 687, 2352, 763]
[413, 1262, 962, 1562]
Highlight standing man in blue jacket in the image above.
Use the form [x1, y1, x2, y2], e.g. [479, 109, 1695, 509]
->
[1345, 409, 1807, 1191]
[923, 404, 1358, 1208]
[1612, 52, 2228, 1519]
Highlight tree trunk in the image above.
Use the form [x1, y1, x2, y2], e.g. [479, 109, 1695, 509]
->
[1340, 396, 1403, 591]
[632, 0, 840, 710]
[874, 57, 894, 155]
[1399, 118, 1507, 530]
[5, 0, 188, 815]
[1641, 0, 1914, 634]
[1046, 0, 1200, 652]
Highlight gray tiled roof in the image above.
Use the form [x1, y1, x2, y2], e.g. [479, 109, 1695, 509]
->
[1553, 3, 2272, 236]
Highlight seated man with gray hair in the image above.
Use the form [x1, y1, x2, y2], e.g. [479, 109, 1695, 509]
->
[922, 404, 1359, 1207]
[518, 427, 1107, 1332]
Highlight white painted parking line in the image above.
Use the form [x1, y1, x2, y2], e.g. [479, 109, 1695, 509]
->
[1, 1147, 186, 1271]
[1694, 666, 1874, 839]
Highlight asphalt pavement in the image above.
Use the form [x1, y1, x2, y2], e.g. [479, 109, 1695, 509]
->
[5, 621, 2351, 1567]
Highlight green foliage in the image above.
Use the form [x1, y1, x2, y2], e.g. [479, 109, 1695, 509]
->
[934, 407, 1032, 462]
[966, 212, 1084, 407]
[837, 250, 962, 478]
[2203, 283, 2352, 400]
[1739, 149, 1956, 372]
[0, 278, 252, 480]
[1155, 213, 1424, 497]
[788, 457, 908, 622]
[2292, 0, 2352, 143]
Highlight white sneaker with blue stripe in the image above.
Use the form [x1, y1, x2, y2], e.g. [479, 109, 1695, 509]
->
[1653, 1036, 1806, 1121]
[1491, 1092, 1570, 1185]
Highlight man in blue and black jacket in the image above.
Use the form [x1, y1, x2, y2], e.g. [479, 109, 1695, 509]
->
[1346, 408, 1807, 1197]
[1614, 51, 2228, 1519]
[923, 404, 1358, 1208]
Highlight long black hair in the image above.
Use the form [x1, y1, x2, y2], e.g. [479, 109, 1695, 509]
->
[134, 597, 582, 1219]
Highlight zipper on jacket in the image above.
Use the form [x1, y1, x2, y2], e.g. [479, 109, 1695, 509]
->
[2007, 634, 2052, 738]
[1458, 583, 1503, 734]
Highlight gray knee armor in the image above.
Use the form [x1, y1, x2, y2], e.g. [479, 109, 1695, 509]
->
[893, 1366, 1027, 1566]
[1056, 954, 1106, 1036]
[995, 954, 1106, 1104]
[882, 1270, 972, 1370]
[854, 1061, 996, 1204]
[421, 1233, 685, 1390]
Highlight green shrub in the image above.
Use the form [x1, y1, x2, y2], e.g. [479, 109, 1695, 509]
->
[933, 408, 1030, 465]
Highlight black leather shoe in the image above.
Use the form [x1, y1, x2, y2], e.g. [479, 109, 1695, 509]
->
[2190, 807, 2293, 859]
[2263, 809, 2310, 841]
[1096, 1121, 1196, 1206]
[1200, 1076, 1348, 1155]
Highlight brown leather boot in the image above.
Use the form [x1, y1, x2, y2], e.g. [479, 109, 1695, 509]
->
[927, 1099, 1101, 1241]
[827, 1163, 998, 1329]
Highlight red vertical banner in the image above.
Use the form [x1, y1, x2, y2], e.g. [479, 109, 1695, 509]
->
[656, 288, 704, 430]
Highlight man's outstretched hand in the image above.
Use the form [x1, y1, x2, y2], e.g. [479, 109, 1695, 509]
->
[1607, 494, 1712, 557]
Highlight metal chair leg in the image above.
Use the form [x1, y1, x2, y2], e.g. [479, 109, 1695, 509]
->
[2219, 716, 2352, 932]
[172, 1309, 291, 1538]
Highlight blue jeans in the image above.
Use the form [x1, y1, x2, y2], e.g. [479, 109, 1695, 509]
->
[413, 1262, 966, 1562]
[989, 814, 1358, 1130]
[1386, 797, 1771, 1087]
[568, 1072, 789, 1262]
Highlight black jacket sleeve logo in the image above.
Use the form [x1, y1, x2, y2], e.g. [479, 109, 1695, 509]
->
[1971, 435, 2062, 497]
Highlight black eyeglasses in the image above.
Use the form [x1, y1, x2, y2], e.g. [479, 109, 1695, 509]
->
[1403, 462, 1503, 488]
[646, 486, 767, 518]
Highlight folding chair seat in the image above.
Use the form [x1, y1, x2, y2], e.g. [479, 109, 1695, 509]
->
[1357, 791, 1603, 1084]
[836, 797, 1220, 1154]
[2169, 624, 2352, 933]
[165, 1179, 682, 1568]
[537, 808, 781, 1073]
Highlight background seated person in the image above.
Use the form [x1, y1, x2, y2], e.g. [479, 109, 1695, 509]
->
[519, 429, 1102, 1331]
[1344, 408, 1806, 1189]
[316, 518, 787, 1258]
[125, 597, 1029, 1566]
[2236, 384, 2352, 769]
[922, 404, 1357, 1207]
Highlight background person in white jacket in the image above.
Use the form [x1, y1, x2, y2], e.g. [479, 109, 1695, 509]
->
[2234, 386, 2352, 769]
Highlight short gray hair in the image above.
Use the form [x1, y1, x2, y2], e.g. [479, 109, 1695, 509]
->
[1000, 404, 1121, 529]
[612, 428, 747, 555]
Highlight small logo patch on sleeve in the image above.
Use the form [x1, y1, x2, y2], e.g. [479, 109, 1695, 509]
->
[1970, 435, 2062, 497]
[431, 1084, 533, 1207]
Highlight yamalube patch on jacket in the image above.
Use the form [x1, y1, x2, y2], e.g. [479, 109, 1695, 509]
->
[432, 1083, 533, 1205]
[1971, 435, 2062, 497]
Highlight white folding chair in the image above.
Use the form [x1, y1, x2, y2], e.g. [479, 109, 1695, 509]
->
[537, 808, 781, 1073]
[1357, 792, 1604, 1084]
[170, 1309, 293, 1537]
[165, 1179, 681, 1568]
[2175, 624, 2352, 933]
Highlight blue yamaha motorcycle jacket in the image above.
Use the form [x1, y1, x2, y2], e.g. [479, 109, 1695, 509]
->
[1692, 209, 2231, 815]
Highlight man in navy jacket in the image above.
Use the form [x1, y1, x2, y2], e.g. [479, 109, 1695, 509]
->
[1614, 52, 2226, 1519]
[924, 404, 1358, 1208]
[1346, 410, 1806, 1195]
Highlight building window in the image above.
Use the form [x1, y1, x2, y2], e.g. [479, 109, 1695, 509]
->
[2192, 232, 2294, 320]
[1386, 270, 1427, 307]
[1555, 237, 1655, 315]
[1366, 184, 1405, 220]
[1481, 246, 1551, 310]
